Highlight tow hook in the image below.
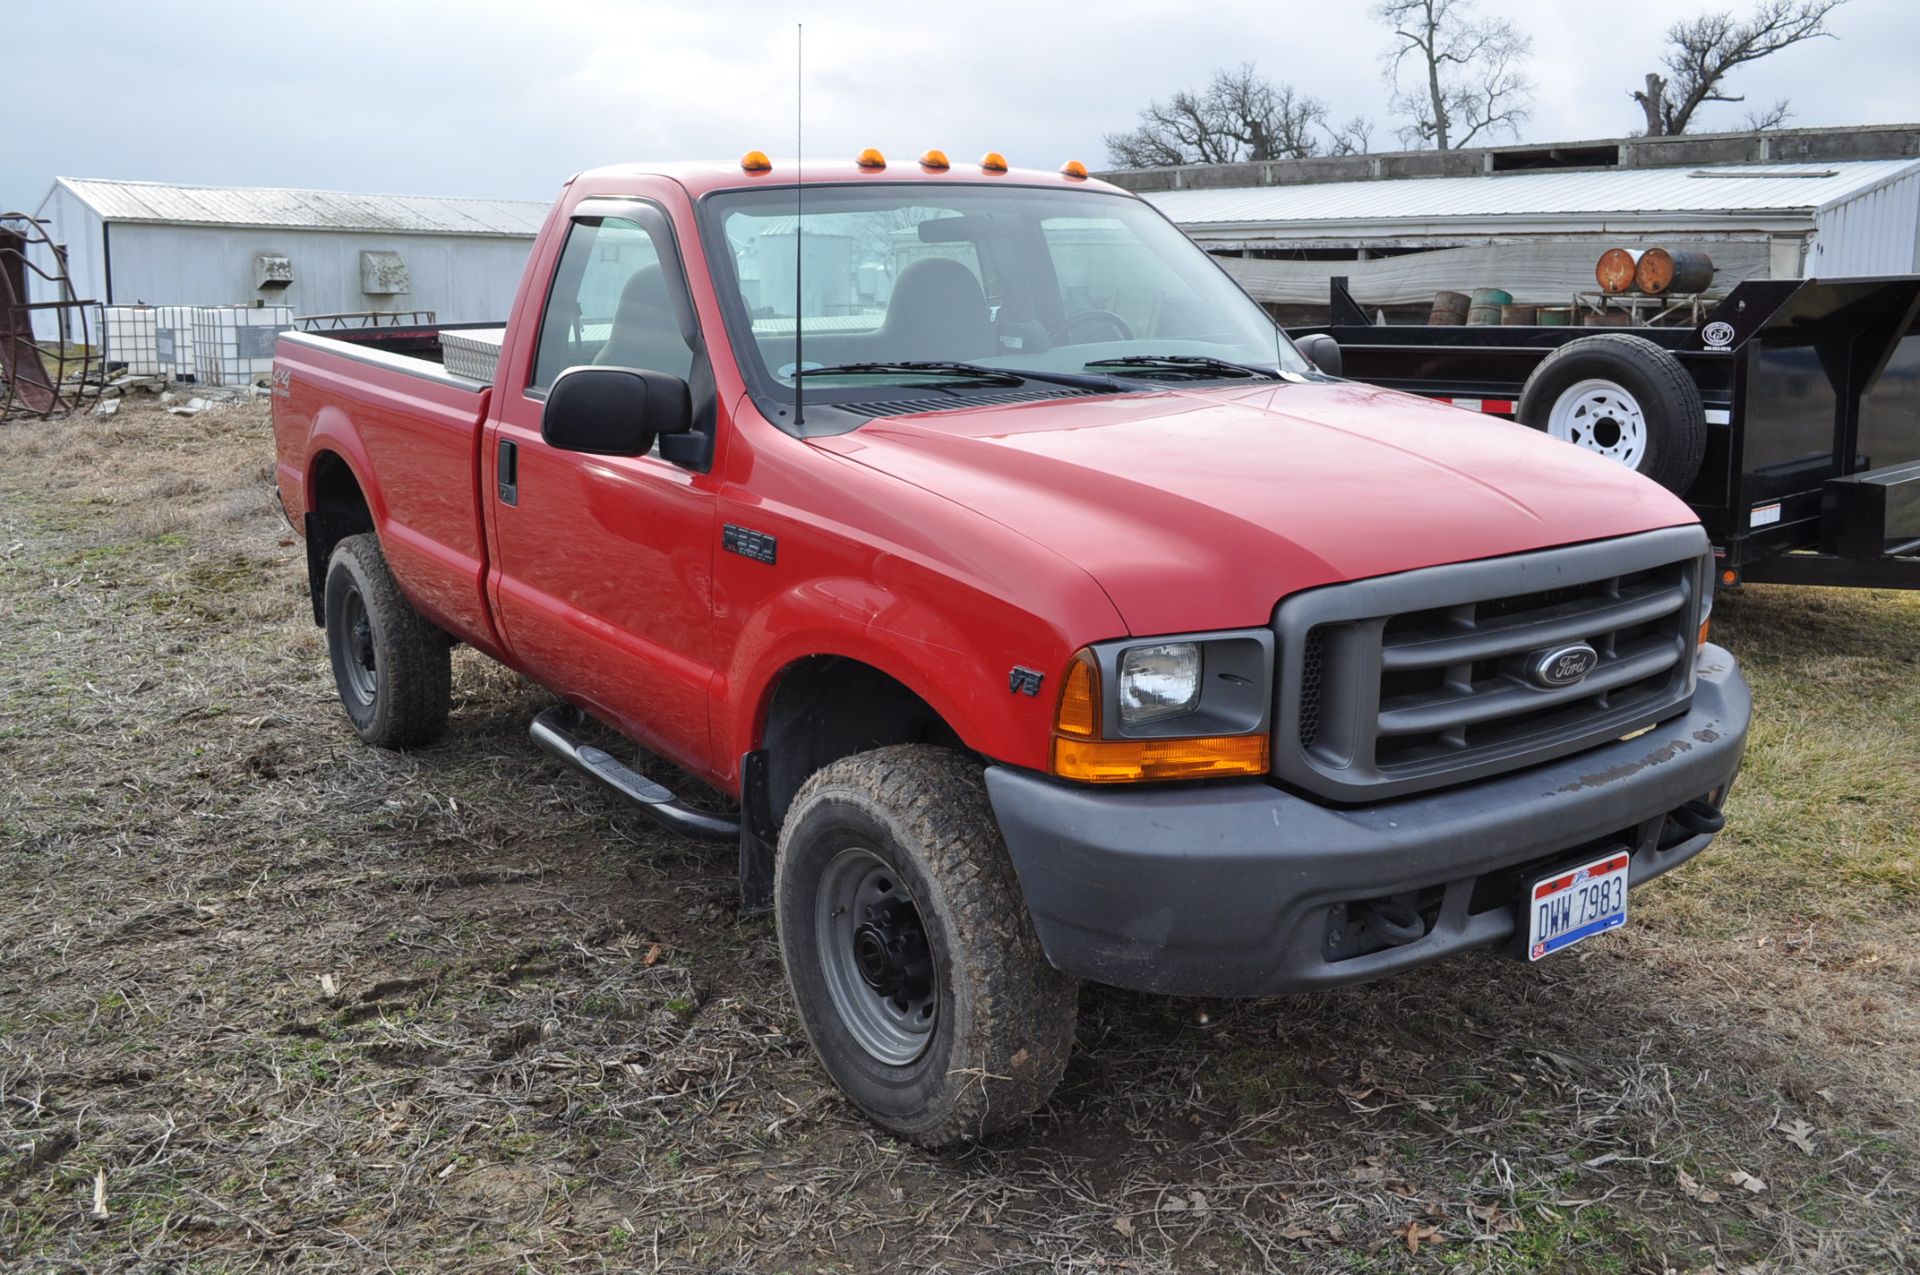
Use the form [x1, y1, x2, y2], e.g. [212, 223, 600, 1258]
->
[1360, 900, 1425, 946]
[1668, 798, 1726, 837]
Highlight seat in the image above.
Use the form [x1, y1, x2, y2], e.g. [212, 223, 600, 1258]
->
[879, 257, 992, 361]
[594, 265, 692, 378]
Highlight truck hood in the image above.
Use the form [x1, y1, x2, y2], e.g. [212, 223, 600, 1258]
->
[815, 380, 1698, 635]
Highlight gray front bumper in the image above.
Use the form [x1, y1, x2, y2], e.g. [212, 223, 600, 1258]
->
[986, 645, 1750, 997]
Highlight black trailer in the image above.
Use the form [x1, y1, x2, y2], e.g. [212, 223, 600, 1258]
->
[1297, 275, 1920, 590]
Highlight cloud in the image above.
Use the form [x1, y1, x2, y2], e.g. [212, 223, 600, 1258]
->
[7, 0, 1917, 213]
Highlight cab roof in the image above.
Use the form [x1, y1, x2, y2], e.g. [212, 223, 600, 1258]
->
[573, 157, 1129, 199]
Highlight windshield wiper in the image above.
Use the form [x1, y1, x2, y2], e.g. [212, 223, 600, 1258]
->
[793, 360, 1128, 393]
[794, 361, 1025, 386]
[1084, 355, 1282, 380]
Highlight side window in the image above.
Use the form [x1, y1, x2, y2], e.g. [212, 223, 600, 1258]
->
[531, 215, 694, 390]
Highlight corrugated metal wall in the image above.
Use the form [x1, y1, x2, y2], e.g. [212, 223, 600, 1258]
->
[99, 224, 533, 324]
[24, 185, 107, 341]
[23, 196, 535, 338]
[1811, 168, 1920, 276]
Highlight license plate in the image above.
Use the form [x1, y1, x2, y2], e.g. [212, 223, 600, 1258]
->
[1526, 850, 1630, 961]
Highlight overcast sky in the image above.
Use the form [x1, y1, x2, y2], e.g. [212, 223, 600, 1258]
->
[8, 0, 1918, 213]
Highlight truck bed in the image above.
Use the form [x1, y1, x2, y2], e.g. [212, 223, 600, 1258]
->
[290, 322, 507, 388]
[272, 326, 502, 652]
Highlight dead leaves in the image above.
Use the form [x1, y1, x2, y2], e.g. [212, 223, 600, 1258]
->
[1397, 1219, 1445, 1254]
[1777, 1117, 1818, 1155]
[1679, 1165, 1769, 1204]
[1678, 1168, 1723, 1205]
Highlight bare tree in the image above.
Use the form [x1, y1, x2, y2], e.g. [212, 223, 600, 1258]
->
[1104, 64, 1369, 168]
[1742, 99, 1794, 130]
[1631, 0, 1847, 137]
[1373, 0, 1532, 151]
[1328, 115, 1376, 157]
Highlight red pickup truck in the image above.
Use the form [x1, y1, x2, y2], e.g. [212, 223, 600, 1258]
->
[272, 152, 1750, 1146]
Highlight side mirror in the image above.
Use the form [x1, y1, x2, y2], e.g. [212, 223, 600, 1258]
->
[1295, 333, 1342, 378]
[542, 366, 692, 456]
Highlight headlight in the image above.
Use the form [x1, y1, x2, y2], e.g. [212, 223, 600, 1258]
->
[1118, 642, 1201, 725]
[1051, 630, 1273, 783]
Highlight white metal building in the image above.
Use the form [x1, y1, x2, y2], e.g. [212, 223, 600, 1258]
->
[1135, 157, 1920, 312]
[28, 178, 551, 334]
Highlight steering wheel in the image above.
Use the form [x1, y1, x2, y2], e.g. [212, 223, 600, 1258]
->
[1048, 309, 1134, 344]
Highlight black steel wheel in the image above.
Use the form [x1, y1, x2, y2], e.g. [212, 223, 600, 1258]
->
[775, 745, 1078, 1147]
[323, 533, 450, 749]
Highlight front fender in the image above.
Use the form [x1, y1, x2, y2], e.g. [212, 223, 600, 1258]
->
[717, 572, 1078, 783]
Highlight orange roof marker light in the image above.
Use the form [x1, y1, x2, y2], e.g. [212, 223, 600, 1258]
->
[980, 151, 1009, 173]
[740, 150, 773, 173]
[856, 147, 887, 170]
[919, 148, 950, 171]
[1060, 159, 1089, 179]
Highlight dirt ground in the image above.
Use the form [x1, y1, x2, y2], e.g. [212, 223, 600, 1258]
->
[2, 396, 1917, 1273]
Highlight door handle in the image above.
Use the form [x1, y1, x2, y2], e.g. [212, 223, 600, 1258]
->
[497, 439, 518, 506]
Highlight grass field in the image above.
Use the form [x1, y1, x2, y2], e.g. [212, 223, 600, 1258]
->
[2, 398, 1916, 1272]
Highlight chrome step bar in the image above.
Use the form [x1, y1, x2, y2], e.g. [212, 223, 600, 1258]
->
[529, 705, 739, 843]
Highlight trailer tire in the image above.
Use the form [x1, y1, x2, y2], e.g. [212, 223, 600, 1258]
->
[323, 533, 451, 749]
[1517, 334, 1705, 494]
[775, 745, 1077, 1147]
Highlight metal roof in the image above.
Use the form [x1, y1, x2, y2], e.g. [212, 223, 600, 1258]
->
[50, 177, 549, 237]
[1143, 159, 1920, 234]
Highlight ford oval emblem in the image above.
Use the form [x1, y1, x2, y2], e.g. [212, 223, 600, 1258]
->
[1530, 643, 1599, 688]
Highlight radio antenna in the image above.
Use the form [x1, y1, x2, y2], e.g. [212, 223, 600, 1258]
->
[793, 22, 805, 427]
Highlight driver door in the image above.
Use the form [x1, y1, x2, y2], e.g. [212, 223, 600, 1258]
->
[486, 200, 721, 775]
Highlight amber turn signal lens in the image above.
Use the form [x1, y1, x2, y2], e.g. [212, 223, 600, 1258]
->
[1698, 618, 1711, 648]
[1054, 653, 1099, 738]
[1059, 159, 1088, 178]
[740, 150, 772, 172]
[1052, 734, 1270, 784]
[980, 151, 1009, 173]
[919, 148, 950, 170]
[856, 147, 886, 170]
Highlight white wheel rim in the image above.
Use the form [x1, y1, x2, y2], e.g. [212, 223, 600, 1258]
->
[1547, 378, 1647, 470]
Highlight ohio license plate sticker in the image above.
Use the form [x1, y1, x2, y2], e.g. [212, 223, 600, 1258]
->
[1527, 851, 1630, 961]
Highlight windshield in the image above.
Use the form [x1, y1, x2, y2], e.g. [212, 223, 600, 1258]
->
[697, 183, 1307, 417]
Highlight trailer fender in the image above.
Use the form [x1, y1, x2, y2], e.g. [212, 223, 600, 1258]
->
[1517, 334, 1706, 495]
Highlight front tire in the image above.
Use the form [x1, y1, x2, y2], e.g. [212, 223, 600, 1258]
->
[323, 533, 450, 749]
[775, 746, 1078, 1147]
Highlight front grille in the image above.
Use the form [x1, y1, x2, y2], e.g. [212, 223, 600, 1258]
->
[1298, 629, 1326, 749]
[1272, 526, 1710, 803]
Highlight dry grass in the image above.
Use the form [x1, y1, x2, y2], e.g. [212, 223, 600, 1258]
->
[2, 399, 1916, 1273]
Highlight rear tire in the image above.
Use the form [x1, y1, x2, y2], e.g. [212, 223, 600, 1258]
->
[323, 533, 450, 749]
[775, 745, 1077, 1147]
[1517, 334, 1706, 495]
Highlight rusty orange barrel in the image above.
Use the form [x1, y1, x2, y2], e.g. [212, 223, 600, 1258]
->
[1501, 303, 1539, 325]
[1595, 248, 1643, 294]
[1635, 247, 1714, 296]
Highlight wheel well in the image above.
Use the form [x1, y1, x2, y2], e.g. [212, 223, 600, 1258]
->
[760, 656, 965, 829]
[304, 451, 374, 625]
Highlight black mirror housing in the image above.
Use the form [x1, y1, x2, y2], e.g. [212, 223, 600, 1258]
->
[1295, 334, 1343, 378]
[542, 366, 693, 457]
